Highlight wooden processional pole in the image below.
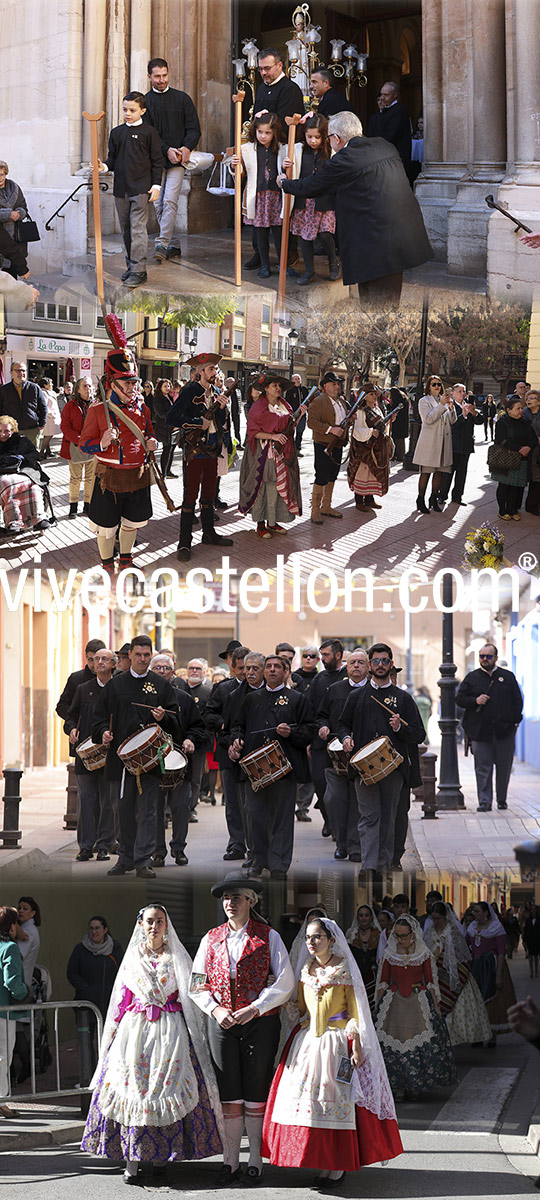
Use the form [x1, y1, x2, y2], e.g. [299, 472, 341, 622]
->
[277, 113, 303, 315]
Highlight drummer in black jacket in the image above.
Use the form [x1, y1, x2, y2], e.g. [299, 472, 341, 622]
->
[229, 655, 315, 880]
[337, 643, 425, 872]
[316, 648, 370, 862]
[456, 643, 523, 811]
[148, 651, 207, 867]
[91, 636, 182, 879]
[65, 649, 118, 864]
[204, 645, 250, 862]
[307, 640, 348, 835]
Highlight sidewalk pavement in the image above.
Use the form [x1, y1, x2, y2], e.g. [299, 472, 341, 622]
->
[0, 415, 537, 581]
[0, 744, 538, 881]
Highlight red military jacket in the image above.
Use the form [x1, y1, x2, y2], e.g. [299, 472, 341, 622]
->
[80, 393, 154, 469]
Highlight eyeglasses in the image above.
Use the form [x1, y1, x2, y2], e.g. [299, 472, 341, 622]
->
[479, 654, 495, 660]
[303, 653, 318, 658]
[395, 932, 413, 941]
[371, 656, 391, 666]
[430, 381, 442, 387]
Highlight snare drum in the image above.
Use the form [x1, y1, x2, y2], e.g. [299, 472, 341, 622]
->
[350, 736, 403, 786]
[160, 748, 188, 788]
[117, 724, 172, 777]
[76, 737, 108, 772]
[327, 737, 350, 777]
[239, 740, 292, 792]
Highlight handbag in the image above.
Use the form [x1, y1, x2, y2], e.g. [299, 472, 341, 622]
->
[487, 442, 522, 474]
[13, 215, 40, 243]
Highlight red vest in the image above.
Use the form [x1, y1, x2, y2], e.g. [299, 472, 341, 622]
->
[206, 918, 278, 1014]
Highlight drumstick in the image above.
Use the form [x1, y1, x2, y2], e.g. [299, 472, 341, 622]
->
[248, 723, 300, 735]
[131, 702, 178, 715]
[370, 695, 409, 726]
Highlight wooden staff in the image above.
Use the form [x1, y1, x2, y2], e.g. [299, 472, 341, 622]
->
[277, 113, 303, 315]
[82, 110, 106, 317]
[370, 694, 409, 727]
[232, 91, 245, 287]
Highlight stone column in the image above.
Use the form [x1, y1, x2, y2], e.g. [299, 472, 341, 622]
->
[130, 0, 152, 92]
[487, 0, 540, 303]
[416, 0, 466, 261]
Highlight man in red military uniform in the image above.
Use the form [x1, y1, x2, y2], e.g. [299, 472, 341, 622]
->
[80, 346, 158, 575]
[191, 875, 294, 1185]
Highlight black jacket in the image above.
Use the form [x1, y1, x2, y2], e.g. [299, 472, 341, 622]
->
[337, 684, 425, 783]
[104, 122, 164, 197]
[307, 666, 348, 756]
[0, 431, 45, 475]
[254, 75, 305, 138]
[291, 667, 319, 696]
[166, 380, 229, 458]
[144, 87, 201, 164]
[66, 940, 123, 1018]
[0, 380, 47, 430]
[230, 686, 315, 785]
[281, 138, 433, 286]
[317, 678, 369, 735]
[290, 146, 334, 212]
[91, 670, 183, 781]
[318, 89, 354, 118]
[450, 401, 484, 454]
[456, 667, 523, 741]
[366, 101, 412, 172]
[204, 676, 246, 770]
[65, 677, 111, 774]
[494, 413, 537, 454]
[56, 664, 95, 721]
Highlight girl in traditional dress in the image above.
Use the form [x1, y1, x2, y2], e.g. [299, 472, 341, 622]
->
[347, 389, 394, 511]
[262, 916, 403, 1188]
[231, 114, 291, 280]
[465, 901, 517, 1045]
[283, 113, 339, 285]
[375, 915, 457, 1101]
[239, 371, 305, 538]
[423, 903, 491, 1046]
[346, 905, 381, 1014]
[81, 905, 224, 1185]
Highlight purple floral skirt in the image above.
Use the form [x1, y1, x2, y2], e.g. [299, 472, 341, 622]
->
[244, 190, 282, 227]
[81, 1039, 222, 1163]
[290, 198, 336, 238]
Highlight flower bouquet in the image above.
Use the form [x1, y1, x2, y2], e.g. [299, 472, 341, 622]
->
[462, 522, 507, 570]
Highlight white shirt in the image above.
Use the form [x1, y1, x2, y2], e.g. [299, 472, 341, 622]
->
[191, 920, 294, 1017]
[18, 919, 40, 989]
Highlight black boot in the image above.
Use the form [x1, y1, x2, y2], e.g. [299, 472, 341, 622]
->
[177, 505, 194, 562]
[429, 495, 443, 512]
[416, 494, 429, 513]
[68, 502, 78, 519]
[200, 501, 233, 546]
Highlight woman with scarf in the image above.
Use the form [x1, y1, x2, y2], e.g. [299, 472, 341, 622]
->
[59, 377, 97, 518]
[423, 903, 491, 1046]
[262, 916, 403, 1188]
[465, 901, 517, 1044]
[346, 905, 381, 1014]
[239, 372, 305, 539]
[347, 389, 395, 512]
[0, 413, 50, 536]
[67, 915, 123, 1022]
[374, 915, 457, 1101]
[81, 904, 223, 1185]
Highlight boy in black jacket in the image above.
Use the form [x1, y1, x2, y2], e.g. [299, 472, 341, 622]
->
[99, 91, 164, 288]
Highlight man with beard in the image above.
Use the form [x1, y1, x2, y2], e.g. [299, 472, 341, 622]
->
[316, 647, 370, 861]
[338, 643, 425, 872]
[80, 346, 158, 575]
[65, 648, 117, 863]
[456, 643, 523, 811]
[144, 57, 201, 262]
[166, 352, 233, 562]
[291, 646, 320, 822]
[307, 639, 348, 837]
[204, 646, 250, 863]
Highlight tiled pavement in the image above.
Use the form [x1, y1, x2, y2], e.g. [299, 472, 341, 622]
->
[1, 423, 537, 581]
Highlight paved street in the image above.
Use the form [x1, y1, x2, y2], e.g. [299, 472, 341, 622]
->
[0, 416, 537, 582]
[1, 745, 538, 882]
[1, 953, 539, 1198]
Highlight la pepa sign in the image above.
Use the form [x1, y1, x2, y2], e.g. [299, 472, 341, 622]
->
[27, 337, 93, 356]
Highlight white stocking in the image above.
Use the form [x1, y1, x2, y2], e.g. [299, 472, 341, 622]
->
[223, 1113, 244, 1170]
[244, 1106, 264, 1170]
[97, 533, 116, 562]
[119, 526, 137, 555]
[124, 1160, 138, 1176]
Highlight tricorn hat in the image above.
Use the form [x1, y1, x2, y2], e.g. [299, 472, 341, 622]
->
[218, 638, 242, 661]
[184, 352, 222, 368]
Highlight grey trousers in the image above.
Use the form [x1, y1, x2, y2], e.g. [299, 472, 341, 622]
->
[353, 769, 403, 870]
[76, 772, 116, 852]
[115, 192, 150, 269]
[236, 778, 253, 858]
[296, 780, 314, 814]
[155, 163, 185, 247]
[471, 731, 516, 809]
[323, 767, 361, 856]
[246, 775, 296, 873]
[155, 778, 191, 857]
[189, 746, 207, 812]
[222, 767, 246, 855]
[117, 772, 159, 869]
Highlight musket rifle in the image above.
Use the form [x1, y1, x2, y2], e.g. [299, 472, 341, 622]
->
[324, 386, 382, 462]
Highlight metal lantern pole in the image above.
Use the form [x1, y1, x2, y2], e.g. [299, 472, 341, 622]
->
[436, 572, 465, 809]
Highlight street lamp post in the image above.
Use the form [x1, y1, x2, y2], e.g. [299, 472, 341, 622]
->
[436, 573, 465, 809]
[288, 327, 299, 377]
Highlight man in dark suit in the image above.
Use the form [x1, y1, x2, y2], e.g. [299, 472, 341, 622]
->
[285, 373, 309, 454]
[279, 111, 432, 308]
[56, 638, 106, 720]
[311, 69, 354, 117]
[0, 362, 47, 446]
[366, 81, 412, 178]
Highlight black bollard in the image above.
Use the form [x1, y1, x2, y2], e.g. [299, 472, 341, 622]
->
[64, 761, 78, 830]
[0, 767, 24, 849]
[420, 750, 438, 819]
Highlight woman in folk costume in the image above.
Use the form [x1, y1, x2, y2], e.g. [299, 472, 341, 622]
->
[81, 904, 224, 1186]
[346, 905, 381, 1014]
[262, 916, 403, 1188]
[465, 901, 517, 1044]
[347, 388, 395, 512]
[374, 914, 457, 1101]
[423, 903, 491, 1046]
[239, 371, 305, 539]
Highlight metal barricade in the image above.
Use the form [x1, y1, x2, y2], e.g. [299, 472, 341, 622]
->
[0, 1000, 103, 1108]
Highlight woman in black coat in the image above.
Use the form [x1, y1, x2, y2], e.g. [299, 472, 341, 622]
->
[152, 378, 177, 479]
[523, 906, 540, 978]
[67, 915, 123, 1020]
[490, 397, 537, 519]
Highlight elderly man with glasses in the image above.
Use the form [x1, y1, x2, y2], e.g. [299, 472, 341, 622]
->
[456, 644, 523, 812]
[0, 363, 47, 446]
[337, 643, 425, 873]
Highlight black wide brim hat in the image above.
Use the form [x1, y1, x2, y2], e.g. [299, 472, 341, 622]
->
[320, 370, 341, 386]
[211, 873, 263, 897]
[252, 370, 292, 393]
[218, 638, 242, 661]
